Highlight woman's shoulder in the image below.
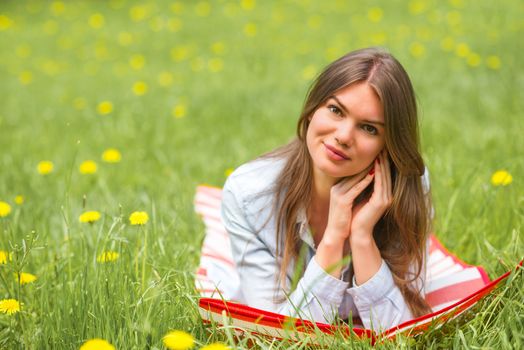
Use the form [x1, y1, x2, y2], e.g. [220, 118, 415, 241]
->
[224, 156, 286, 201]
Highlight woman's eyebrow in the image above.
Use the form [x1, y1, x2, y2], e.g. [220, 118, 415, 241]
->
[328, 95, 384, 126]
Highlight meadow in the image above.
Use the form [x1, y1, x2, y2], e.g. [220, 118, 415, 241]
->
[0, 0, 522, 348]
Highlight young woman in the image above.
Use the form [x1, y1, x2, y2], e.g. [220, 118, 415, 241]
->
[221, 47, 433, 330]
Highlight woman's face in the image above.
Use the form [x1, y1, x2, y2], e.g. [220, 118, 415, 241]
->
[306, 82, 386, 181]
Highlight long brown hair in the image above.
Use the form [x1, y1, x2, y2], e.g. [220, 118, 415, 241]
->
[264, 47, 432, 317]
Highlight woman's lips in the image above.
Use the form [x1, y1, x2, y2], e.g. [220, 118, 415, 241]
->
[323, 143, 350, 161]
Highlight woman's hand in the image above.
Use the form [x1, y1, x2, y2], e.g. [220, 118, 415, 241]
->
[321, 165, 375, 249]
[315, 165, 375, 277]
[350, 150, 393, 243]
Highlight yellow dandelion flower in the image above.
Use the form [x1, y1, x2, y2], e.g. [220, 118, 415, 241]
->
[325, 46, 342, 61]
[302, 65, 317, 81]
[95, 44, 108, 60]
[370, 32, 387, 45]
[446, 11, 461, 26]
[158, 71, 174, 87]
[211, 41, 225, 55]
[0, 299, 21, 315]
[440, 37, 455, 52]
[455, 43, 470, 57]
[15, 44, 31, 58]
[171, 2, 184, 14]
[408, 0, 427, 15]
[73, 97, 87, 110]
[0, 251, 12, 264]
[449, 0, 465, 9]
[367, 7, 383, 22]
[307, 15, 322, 30]
[486, 55, 501, 70]
[167, 18, 183, 32]
[129, 5, 149, 22]
[79, 160, 97, 174]
[241, 0, 256, 11]
[163, 330, 195, 350]
[243, 23, 257, 37]
[129, 54, 145, 70]
[97, 251, 119, 263]
[97, 101, 113, 115]
[16, 272, 37, 285]
[200, 343, 230, 350]
[0, 15, 14, 31]
[409, 42, 426, 58]
[225, 168, 234, 177]
[88, 13, 105, 29]
[19, 71, 33, 85]
[466, 53, 481, 67]
[79, 211, 101, 223]
[51, 1, 65, 16]
[129, 211, 149, 225]
[170, 46, 190, 62]
[172, 103, 187, 119]
[0, 201, 11, 217]
[195, 2, 211, 17]
[37, 160, 54, 175]
[117, 31, 133, 46]
[14, 196, 24, 205]
[491, 170, 512, 186]
[102, 148, 121, 163]
[80, 338, 115, 350]
[132, 81, 148, 96]
[208, 58, 224, 73]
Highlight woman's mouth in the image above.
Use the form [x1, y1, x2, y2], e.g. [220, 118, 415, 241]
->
[323, 143, 350, 161]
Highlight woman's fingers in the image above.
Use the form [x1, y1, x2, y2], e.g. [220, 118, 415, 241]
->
[383, 151, 392, 204]
[376, 151, 392, 208]
[346, 171, 375, 200]
[335, 164, 374, 193]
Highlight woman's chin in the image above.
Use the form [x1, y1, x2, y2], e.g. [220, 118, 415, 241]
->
[318, 165, 360, 180]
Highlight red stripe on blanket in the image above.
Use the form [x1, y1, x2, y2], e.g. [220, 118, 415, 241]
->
[196, 185, 223, 199]
[200, 252, 235, 267]
[425, 278, 487, 307]
[428, 236, 490, 284]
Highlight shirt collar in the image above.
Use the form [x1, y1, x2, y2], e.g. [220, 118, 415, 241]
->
[296, 206, 316, 250]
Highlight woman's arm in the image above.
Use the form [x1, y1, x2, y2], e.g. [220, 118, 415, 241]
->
[221, 175, 349, 323]
[346, 152, 430, 330]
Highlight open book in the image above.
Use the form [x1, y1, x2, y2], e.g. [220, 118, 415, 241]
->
[194, 185, 522, 341]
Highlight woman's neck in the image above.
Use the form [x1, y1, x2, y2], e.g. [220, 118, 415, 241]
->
[310, 166, 337, 205]
[308, 167, 337, 241]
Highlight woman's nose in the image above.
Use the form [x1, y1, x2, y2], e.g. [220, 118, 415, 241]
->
[334, 122, 355, 147]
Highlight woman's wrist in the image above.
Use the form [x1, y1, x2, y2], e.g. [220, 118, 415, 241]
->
[316, 233, 346, 278]
[349, 229, 374, 247]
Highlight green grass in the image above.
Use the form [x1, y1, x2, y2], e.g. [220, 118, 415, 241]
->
[0, 0, 522, 348]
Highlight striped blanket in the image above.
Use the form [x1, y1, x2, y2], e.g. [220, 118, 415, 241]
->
[194, 185, 520, 340]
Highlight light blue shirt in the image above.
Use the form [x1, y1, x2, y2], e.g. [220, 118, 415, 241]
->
[221, 156, 430, 330]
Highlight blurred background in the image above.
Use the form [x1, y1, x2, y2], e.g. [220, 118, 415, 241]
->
[0, 0, 522, 262]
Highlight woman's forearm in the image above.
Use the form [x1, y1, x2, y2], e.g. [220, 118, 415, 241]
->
[315, 230, 346, 278]
[350, 230, 382, 285]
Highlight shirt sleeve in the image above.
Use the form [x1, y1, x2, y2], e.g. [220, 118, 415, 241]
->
[221, 176, 348, 324]
[346, 260, 413, 331]
[346, 239, 430, 331]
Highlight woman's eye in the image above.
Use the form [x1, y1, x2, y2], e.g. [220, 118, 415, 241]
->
[362, 124, 378, 135]
[327, 105, 342, 116]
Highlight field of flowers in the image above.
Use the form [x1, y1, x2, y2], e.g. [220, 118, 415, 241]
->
[0, 0, 522, 349]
